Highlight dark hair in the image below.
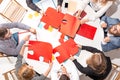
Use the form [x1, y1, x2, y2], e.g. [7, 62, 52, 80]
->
[108, 23, 120, 36]
[17, 64, 35, 80]
[0, 28, 8, 38]
[59, 74, 70, 80]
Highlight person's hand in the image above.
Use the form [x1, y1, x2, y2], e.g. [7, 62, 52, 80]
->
[104, 36, 110, 43]
[57, 5, 62, 12]
[101, 22, 107, 28]
[69, 55, 75, 61]
[29, 28, 36, 34]
[61, 65, 67, 74]
[23, 34, 31, 41]
[77, 44, 82, 49]
[49, 62, 53, 69]
[74, 10, 82, 19]
[80, 18, 89, 24]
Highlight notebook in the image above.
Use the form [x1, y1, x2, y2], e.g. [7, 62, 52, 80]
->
[53, 38, 79, 63]
[77, 24, 97, 40]
[27, 40, 53, 63]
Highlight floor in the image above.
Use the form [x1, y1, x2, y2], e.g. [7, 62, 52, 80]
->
[0, 0, 120, 80]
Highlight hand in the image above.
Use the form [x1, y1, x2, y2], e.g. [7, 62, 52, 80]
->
[104, 36, 110, 43]
[80, 18, 89, 24]
[77, 44, 82, 49]
[57, 5, 62, 12]
[101, 22, 107, 28]
[39, 10, 45, 16]
[69, 55, 75, 61]
[29, 28, 36, 34]
[23, 34, 31, 41]
[74, 10, 82, 19]
[61, 65, 67, 74]
[49, 62, 53, 69]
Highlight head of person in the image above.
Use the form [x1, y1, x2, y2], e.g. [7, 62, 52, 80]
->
[86, 53, 107, 74]
[0, 28, 12, 40]
[93, 0, 113, 5]
[17, 63, 35, 80]
[108, 23, 120, 36]
[59, 74, 70, 80]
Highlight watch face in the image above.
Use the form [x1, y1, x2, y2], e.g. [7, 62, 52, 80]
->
[65, 3, 68, 8]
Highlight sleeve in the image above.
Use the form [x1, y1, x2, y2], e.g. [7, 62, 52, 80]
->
[26, 0, 41, 13]
[73, 59, 91, 74]
[101, 36, 120, 52]
[1, 40, 26, 56]
[0, 22, 30, 30]
[32, 74, 47, 80]
[101, 16, 120, 28]
[57, 0, 63, 6]
[77, 0, 89, 11]
[82, 46, 103, 53]
[109, 36, 120, 47]
[15, 54, 23, 73]
[92, 1, 113, 21]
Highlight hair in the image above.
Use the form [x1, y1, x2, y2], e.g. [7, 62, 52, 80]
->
[108, 23, 120, 36]
[59, 74, 70, 80]
[0, 28, 8, 38]
[92, 0, 113, 5]
[87, 53, 107, 74]
[17, 64, 35, 80]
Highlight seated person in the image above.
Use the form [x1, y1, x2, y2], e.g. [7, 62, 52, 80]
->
[58, 65, 70, 80]
[50, 62, 80, 80]
[69, 44, 112, 80]
[57, 0, 113, 24]
[26, 0, 43, 14]
[15, 45, 53, 80]
[0, 22, 36, 56]
[100, 16, 120, 52]
[26, 0, 59, 15]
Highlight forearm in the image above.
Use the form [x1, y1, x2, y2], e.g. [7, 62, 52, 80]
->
[82, 46, 102, 53]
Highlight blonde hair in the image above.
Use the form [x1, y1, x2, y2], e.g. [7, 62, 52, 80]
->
[17, 64, 35, 80]
[87, 53, 107, 74]
[92, 0, 113, 5]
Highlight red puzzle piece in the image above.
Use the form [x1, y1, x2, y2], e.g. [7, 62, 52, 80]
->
[53, 38, 79, 63]
[27, 40, 53, 63]
[77, 24, 97, 40]
[59, 14, 81, 38]
[40, 7, 64, 29]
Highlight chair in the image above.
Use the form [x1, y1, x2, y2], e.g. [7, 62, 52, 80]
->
[3, 69, 18, 80]
[0, 0, 27, 22]
[105, 63, 120, 80]
[0, 52, 15, 63]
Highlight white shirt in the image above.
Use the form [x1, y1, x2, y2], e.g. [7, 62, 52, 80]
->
[78, 0, 113, 21]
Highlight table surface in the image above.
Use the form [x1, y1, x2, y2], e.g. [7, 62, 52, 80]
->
[23, 2, 104, 79]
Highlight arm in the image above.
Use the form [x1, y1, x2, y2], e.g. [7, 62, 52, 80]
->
[43, 62, 53, 77]
[32, 63, 53, 80]
[0, 22, 30, 30]
[102, 36, 120, 52]
[0, 40, 26, 56]
[15, 45, 26, 73]
[72, 59, 91, 74]
[93, 1, 113, 20]
[26, 0, 41, 13]
[81, 46, 103, 53]
[101, 16, 120, 28]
